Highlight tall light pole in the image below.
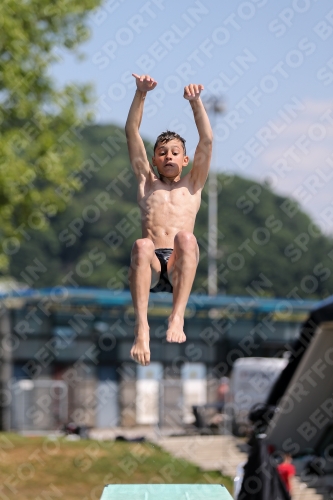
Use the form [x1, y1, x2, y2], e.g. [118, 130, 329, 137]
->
[203, 96, 225, 296]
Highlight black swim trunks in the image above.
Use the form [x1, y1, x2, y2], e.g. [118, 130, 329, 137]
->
[150, 248, 173, 293]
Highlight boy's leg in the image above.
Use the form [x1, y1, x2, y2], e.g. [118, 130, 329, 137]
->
[166, 231, 199, 343]
[129, 238, 160, 366]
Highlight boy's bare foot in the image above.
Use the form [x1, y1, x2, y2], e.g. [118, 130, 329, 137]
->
[131, 326, 150, 366]
[166, 315, 186, 343]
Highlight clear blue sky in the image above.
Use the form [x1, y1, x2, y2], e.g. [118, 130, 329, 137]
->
[52, 0, 333, 233]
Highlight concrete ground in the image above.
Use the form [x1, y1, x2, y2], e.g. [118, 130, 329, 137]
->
[90, 427, 325, 499]
[155, 435, 325, 500]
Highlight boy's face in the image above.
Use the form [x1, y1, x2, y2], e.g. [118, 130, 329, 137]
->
[152, 139, 189, 179]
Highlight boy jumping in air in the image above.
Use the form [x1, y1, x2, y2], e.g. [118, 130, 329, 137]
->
[125, 73, 213, 366]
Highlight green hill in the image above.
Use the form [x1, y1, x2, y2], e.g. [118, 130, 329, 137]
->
[9, 124, 333, 299]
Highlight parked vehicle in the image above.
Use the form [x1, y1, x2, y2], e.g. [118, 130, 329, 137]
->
[228, 357, 288, 436]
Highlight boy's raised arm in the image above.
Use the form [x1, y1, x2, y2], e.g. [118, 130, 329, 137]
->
[125, 74, 157, 179]
[185, 84, 213, 188]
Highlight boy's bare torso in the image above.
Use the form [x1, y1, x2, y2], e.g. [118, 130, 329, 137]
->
[138, 171, 202, 249]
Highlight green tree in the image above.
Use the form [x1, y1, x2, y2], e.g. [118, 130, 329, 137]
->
[0, 0, 102, 270]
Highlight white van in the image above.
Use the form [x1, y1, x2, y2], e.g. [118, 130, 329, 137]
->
[228, 357, 288, 436]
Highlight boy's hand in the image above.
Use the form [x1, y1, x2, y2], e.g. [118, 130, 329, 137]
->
[184, 83, 204, 101]
[132, 73, 157, 92]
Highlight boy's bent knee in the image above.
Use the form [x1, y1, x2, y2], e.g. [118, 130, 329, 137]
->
[174, 231, 197, 251]
[132, 238, 155, 257]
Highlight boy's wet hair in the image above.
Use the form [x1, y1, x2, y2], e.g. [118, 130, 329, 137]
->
[154, 130, 186, 155]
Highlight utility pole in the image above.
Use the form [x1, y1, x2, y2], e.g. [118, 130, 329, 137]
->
[203, 96, 225, 296]
[0, 305, 12, 431]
